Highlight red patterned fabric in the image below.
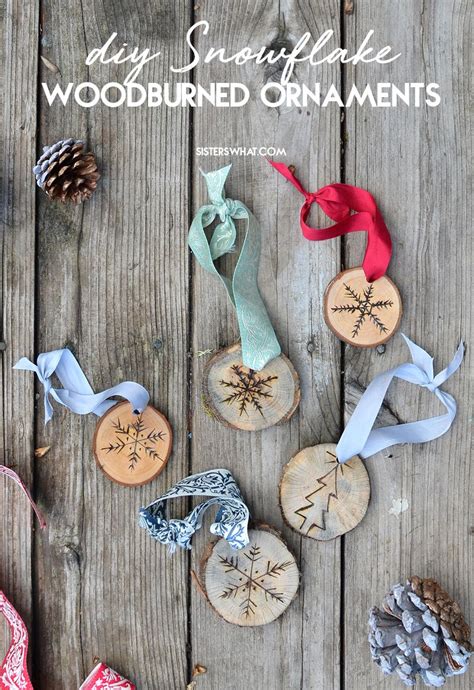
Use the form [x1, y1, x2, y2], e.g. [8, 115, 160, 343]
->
[0, 592, 33, 690]
[80, 663, 136, 689]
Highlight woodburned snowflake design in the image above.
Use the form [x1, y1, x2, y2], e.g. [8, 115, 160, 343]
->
[295, 451, 353, 534]
[220, 365, 278, 417]
[219, 545, 293, 618]
[101, 415, 166, 471]
[331, 282, 394, 338]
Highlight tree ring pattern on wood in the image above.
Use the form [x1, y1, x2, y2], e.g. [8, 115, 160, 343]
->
[202, 526, 299, 626]
[280, 443, 370, 541]
[93, 401, 172, 486]
[202, 343, 300, 431]
[323, 267, 402, 347]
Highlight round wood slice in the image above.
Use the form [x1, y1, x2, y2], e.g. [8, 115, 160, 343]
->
[323, 267, 402, 347]
[93, 401, 172, 486]
[202, 343, 300, 431]
[280, 443, 370, 541]
[202, 526, 300, 626]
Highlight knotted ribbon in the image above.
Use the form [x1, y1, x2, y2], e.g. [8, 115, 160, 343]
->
[139, 469, 250, 552]
[14, 349, 149, 424]
[336, 335, 464, 463]
[188, 164, 281, 370]
[269, 161, 392, 282]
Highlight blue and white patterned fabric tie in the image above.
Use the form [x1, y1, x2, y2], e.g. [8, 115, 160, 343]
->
[336, 334, 464, 463]
[188, 164, 281, 371]
[139, 469, 250, 553]
[14, 349, 149, 424]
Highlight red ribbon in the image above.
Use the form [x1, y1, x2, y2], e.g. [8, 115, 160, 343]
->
[269, 161, 392, 282]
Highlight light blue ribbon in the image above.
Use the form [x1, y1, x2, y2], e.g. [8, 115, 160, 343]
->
[188, 164, 281, 371]
[14, 349, 149, 424]
[139, 469, 250, 553]
[336, 335, 464, 463]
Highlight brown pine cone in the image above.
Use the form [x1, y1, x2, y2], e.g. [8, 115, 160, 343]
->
[33, 138, 100, 203]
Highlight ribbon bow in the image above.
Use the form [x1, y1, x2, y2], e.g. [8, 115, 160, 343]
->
[336, 335, 464, 462]
[14, 349, 149, 424]
[188, 164, 281, 371]
[139, 469, 250, 553]
[269, 161, 392, 282]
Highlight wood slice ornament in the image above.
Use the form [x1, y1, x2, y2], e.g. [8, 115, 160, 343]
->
[280, 443, 370, 540]
[280, 336, 464, 541]
[201, 525, 300, 626]
[189, 165, 300, 431]
[140, 471, 299, 627]
[14, 348, 171, 486]
[93, 402, 172, 486]
[202, 343, 300, 431]
[324, 267, 402, 347]
[270, 161, 402, 347]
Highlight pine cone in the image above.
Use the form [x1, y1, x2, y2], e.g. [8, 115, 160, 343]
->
[369, 577, 471, 687]
[33, 138, 100, 203]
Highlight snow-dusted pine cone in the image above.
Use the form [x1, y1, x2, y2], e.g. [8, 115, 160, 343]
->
[369, 576, 471, 687]
[33, 138, 100, 203]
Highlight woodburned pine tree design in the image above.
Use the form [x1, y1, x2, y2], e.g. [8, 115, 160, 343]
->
[220, 364, 278, 417]
[331, 282, 394, 338]
[295, 451, 353, 534]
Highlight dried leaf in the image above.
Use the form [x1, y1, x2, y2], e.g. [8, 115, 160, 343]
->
[388, 497, 409, 517]
[192, 664, 207, 678]
[344, 0, 354, 13]
[40, 55, 61, 75]
[186, 683, 196, 690]
[35, 446, 51, 458]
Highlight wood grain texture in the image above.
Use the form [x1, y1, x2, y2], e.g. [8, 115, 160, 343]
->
[202, 343, 300, 431]
[190, 2, 342, 688]
[0, 0, 471, 688]
[202, 526, 300, 627]
[0, 0, 38, 673]
[280, 444, 370, 541]
[33, 1, 191, 687]
[343, 1, 473, 688]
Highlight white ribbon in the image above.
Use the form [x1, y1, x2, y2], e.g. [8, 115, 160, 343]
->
[14, 349, 149, 424]
[336, 335, 464, 463]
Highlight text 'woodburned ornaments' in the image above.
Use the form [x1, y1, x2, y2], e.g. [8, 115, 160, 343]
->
[280, 443, 370, 540]
[93, 402, 172, 486]
[14, 348, 172, 486]
[280, 336, 464, 541]
[203, 343, 300, 431]
[201, 526, 300, 627]
[189, 165, 300, 431]
[269, 161, 402, 347]
[324, 267, 402, 347]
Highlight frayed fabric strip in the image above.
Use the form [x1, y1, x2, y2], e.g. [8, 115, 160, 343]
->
[336, 334, 464, 463]
[14, 349, 149, 424]
[139, 469, 250, 552]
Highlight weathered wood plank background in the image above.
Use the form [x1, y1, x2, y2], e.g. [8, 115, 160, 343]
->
[1, 1, 472, 688]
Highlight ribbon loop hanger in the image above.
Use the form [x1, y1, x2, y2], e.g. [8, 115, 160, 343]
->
[14, 348, 149, 424]
[189, 164, 281, 371]
[269, 160, 392, 283]
[139, 469, 250, 552]
[336, 335, 464, 463]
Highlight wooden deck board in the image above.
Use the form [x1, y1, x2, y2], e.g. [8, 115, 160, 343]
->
[0, 1, 471, 688]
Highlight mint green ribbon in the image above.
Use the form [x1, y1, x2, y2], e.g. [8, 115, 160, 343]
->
[188, 164, 281, 371]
